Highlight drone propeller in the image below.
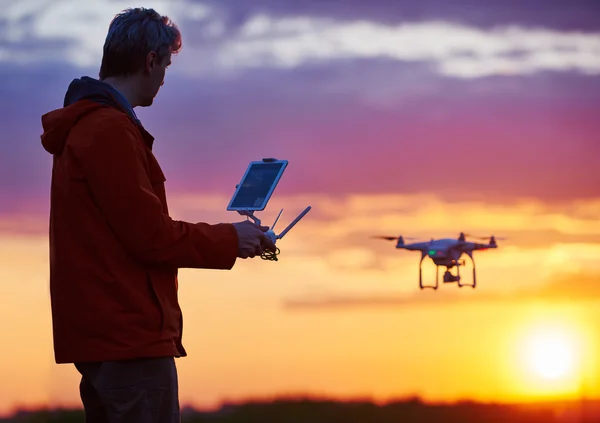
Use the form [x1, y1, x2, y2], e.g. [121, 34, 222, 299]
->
[464, 233, 507, 241]
[371, 235, 399, 241]
[371, 235, 419, 241]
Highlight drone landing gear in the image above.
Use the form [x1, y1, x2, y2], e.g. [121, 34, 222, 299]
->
[419, 253, 438, 290]
[464, 251, 477, 289]
[418, 253, 478, 290]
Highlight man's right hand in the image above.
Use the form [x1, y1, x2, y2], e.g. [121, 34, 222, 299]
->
[232, 220, 277, 259]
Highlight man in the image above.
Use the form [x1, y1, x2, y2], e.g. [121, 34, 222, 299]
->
[39, 7, 276, 423]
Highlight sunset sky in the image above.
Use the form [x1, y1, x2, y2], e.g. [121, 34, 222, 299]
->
[1, 0, 599, 417]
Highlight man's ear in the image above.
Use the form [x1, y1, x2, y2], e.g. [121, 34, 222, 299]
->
[145, 51, 158, 74]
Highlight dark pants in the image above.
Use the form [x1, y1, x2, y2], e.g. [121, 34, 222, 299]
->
[74, 357, 180, 423]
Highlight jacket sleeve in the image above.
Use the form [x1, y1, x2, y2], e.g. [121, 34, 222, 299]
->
[75, 116, 238, 270]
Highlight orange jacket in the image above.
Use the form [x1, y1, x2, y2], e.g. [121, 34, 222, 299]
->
[40, 78, 238, 363]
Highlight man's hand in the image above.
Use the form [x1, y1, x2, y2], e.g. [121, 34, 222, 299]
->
[232, 221, 277, 259]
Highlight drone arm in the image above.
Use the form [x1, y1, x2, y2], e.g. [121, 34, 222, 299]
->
[402, 242, 430, 251]
[468, 242, 495, 251]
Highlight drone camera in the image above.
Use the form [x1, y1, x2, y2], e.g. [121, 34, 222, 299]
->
[443, 271, 461, 283]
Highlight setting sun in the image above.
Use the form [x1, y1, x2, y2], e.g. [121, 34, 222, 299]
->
[506, 312, 597, 401]
[525, 330, 576, 380]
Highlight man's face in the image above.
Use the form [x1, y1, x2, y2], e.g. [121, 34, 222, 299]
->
[140, 52, 171, 107]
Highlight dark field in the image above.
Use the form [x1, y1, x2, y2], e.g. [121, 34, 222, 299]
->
[2, 397, 599, 423]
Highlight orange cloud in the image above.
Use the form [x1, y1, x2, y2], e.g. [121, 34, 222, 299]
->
[281, 270, 600, 311]
[0, 192, 599, 414]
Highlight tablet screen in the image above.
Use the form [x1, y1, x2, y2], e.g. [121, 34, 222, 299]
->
[228, 160, 288, 210]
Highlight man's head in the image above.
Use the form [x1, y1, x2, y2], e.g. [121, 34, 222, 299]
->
[99, 8, 181, 107]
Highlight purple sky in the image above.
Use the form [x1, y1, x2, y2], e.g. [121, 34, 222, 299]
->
[0, 0, 599, 215]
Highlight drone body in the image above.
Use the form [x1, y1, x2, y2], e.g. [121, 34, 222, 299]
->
[375, 232, 500, 290]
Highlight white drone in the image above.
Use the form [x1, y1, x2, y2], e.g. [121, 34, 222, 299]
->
[373, 232, 502, 290]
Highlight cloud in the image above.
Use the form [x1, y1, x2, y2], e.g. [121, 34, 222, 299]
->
[203, 17, 600, 78]
[281, 270, 600, 311]
[0, 0, 213, 67]
[1, 1, 599, 79]
[199, 0, 600, 32]
[1, 1, 598, 214]
[2, 192, 599, 318]
[528, 271, 600, 300]
[3, 190, 600, 245]
[4, 63, 598, 214]
[0, 214, 47, 236]
[161, 192, 600, 238]
[152, 193, 600, 310]
[2, 59, 598, 217]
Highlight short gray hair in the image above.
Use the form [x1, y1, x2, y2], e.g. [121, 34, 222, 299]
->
[99, 7, 182, 80]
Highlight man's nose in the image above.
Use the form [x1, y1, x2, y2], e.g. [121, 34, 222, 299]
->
[160, 80, 164, 87]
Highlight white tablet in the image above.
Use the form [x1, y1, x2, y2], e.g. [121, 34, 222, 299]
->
[227, 159, 289, 211]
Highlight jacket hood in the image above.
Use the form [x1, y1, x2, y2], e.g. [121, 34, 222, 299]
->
[41, 77, 139, 155]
